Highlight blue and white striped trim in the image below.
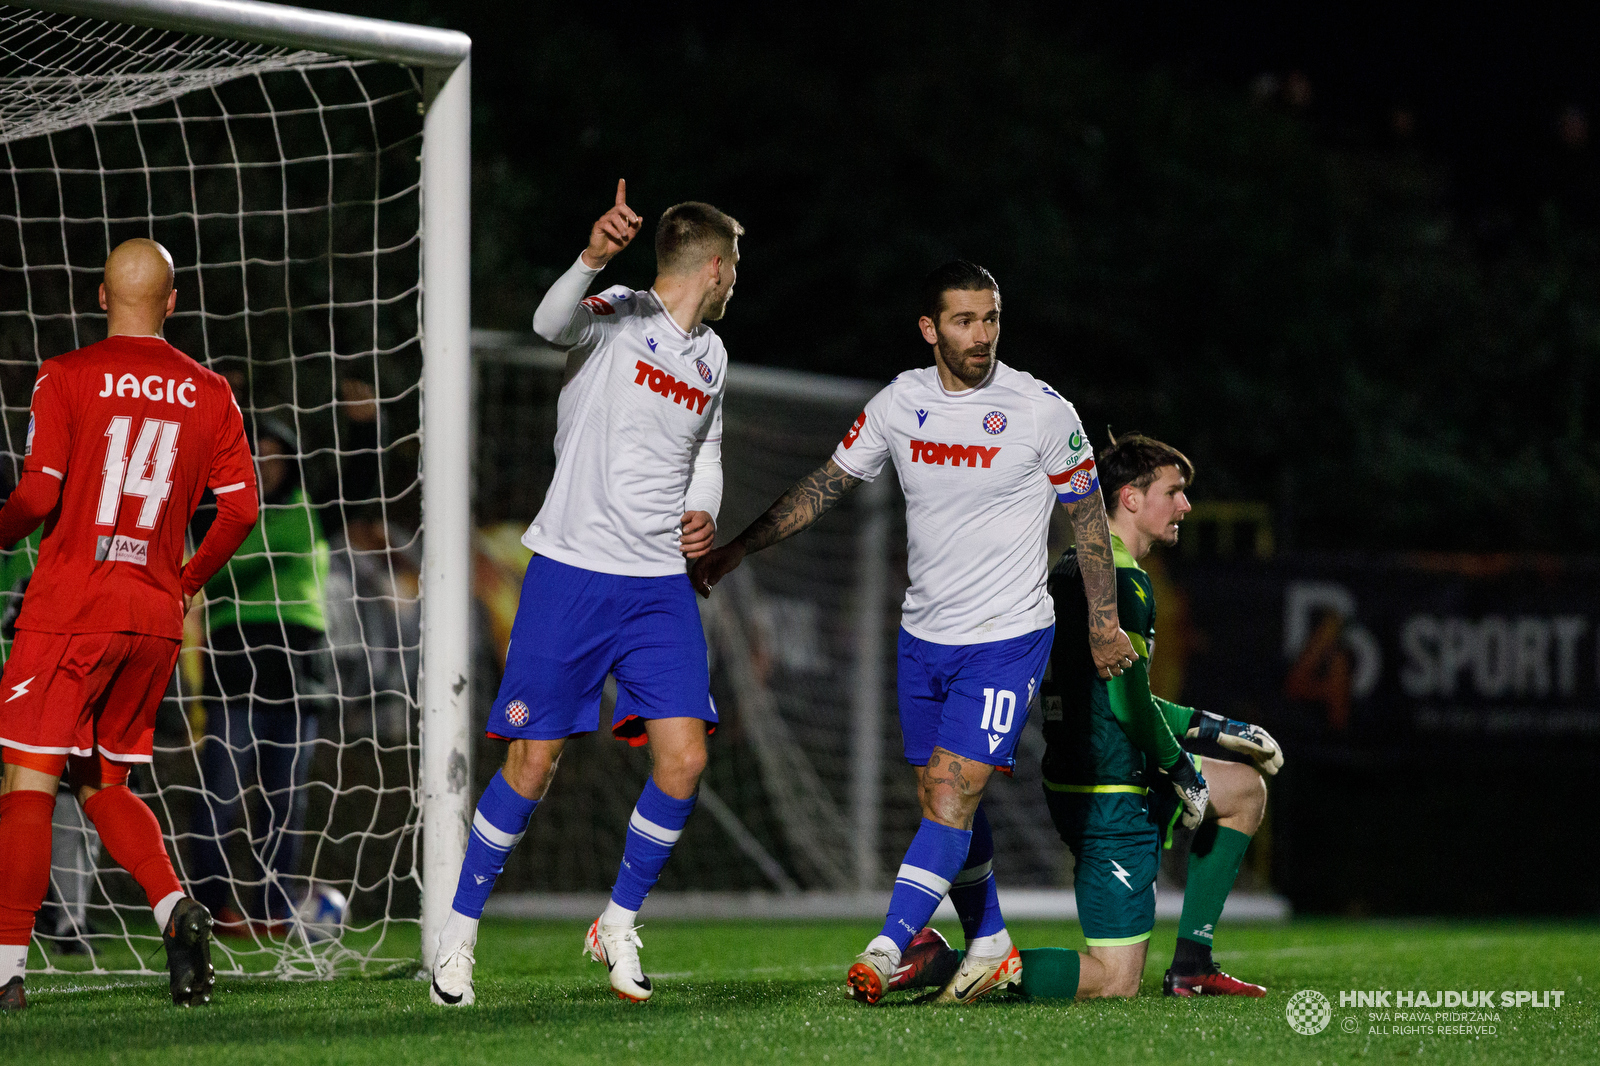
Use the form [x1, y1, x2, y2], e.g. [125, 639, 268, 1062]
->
[951, 859, 993, 888]
[894, 863, 952, 902]
[628, 808, 684, 847]
[472, 809, 526, 850]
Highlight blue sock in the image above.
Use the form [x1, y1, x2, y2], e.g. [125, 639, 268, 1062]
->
[450, 771, 537, 919]
[949, 805, 1005, 941]
[610, 778, 697, 912]
[879, 818, 973, 952]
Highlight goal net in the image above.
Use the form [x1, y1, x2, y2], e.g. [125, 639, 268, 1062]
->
[0, 2, 470, 978]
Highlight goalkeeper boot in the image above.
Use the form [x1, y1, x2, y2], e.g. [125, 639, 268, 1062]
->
[0, 976, 24, 1012]
[1163, 964, 1266, 998]
[163, 897, 215, 1007]
[846, 945, 898, 1005]
[932, 943, 1022, 1005]
[585, 918, 652, 1003]
[429, 937, 476, 1006]
[889, 926, 960, 994]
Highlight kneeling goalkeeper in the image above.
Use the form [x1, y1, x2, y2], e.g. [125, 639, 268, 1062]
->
[1037, 432, 1281, 998]
[897, 434, 1284, 1001]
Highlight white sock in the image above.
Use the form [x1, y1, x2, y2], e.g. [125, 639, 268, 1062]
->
[866, 934, 902, 967]
[152, 891, 184, 933]
[600, 899, 638, 930]
[439, 909, 479, 951]
[0, 944, 26, 984]
[967, 928, 1012, 959]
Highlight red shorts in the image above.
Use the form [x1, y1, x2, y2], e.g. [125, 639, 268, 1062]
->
[0, 630, 181, 763]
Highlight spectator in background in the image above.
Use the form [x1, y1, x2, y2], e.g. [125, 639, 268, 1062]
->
[188, 416, 334, 933]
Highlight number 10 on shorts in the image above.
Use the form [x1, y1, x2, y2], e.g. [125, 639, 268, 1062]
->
[980, 688, 1016, 734]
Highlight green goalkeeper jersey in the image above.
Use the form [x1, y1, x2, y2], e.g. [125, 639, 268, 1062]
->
[1040, 534, 1194, 789]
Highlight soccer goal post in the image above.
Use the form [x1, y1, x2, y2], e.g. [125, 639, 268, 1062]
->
[0, 0, 470, 976]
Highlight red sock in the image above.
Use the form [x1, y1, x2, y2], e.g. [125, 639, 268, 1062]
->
[82, 785, 182, 913]
[0, 790, 56, 946]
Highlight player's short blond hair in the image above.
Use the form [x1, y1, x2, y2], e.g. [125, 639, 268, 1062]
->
[655, 201, 742, 275]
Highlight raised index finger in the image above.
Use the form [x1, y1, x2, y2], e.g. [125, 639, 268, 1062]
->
[615, 178, 627, 208]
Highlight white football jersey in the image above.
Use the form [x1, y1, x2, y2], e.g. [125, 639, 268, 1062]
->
[522, 284, 726, 576]
[831, 361, 1096, 644]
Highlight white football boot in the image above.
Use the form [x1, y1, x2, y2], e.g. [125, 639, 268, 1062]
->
[429, 937, 476, 1006]
[846, 945, 898, 1005]
[585, 918, 652, 1002]
[932, 943, 1022, 1004]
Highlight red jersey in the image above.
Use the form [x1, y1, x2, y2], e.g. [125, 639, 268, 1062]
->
[12, 335, 257, 639]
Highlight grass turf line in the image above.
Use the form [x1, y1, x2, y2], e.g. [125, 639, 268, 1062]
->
[4, 918, 1596, 1065]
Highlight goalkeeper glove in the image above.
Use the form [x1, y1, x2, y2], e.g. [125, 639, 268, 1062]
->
[1163, 755, 1208, 829]
[1186, 710, 1285, 775]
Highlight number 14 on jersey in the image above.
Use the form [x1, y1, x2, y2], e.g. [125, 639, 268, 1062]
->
[98, 415, 181, 529]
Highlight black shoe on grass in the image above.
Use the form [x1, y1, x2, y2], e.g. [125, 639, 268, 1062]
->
[0, 975, 24, 1012]
[163, 898, 215, 1006]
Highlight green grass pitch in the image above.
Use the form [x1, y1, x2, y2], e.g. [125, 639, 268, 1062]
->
[6, 918, 1596, 1065]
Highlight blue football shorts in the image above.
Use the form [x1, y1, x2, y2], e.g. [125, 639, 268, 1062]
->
[897, 625, 1054, 769]
[487, 554, 717, 745]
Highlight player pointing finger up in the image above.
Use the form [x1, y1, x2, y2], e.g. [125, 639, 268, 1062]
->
[582, 179, 644, 269]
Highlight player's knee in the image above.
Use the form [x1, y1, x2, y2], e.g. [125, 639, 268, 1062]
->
[1240, 770, 1267, 830]
[501, 743, 557, 799]
[651, 741, 707, 794]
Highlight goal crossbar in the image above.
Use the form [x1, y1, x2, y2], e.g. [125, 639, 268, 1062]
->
[20, 0, 469, 67]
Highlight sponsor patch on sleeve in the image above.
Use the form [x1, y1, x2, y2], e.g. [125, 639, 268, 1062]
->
[581, 295, 615, 315]
[1048, 458, 1099, 502]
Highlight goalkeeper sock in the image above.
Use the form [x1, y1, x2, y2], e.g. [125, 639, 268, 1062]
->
[0, 790, 54, 970]
[878, 818, 973, 953]
[949, 805, 1006, 946]
[1174, 824, 1253, 972]
[82, 785, 183, 918]
[1018, 947, 1081, 999]
[449, 771, 538, 927]
[609, 778, 697, 913]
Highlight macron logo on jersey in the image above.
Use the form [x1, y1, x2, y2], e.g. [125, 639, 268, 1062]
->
[633, 360, 710, 414]
[909, 440, 1001, 468]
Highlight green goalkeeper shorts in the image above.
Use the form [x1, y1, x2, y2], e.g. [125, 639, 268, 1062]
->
[1043, 785, 1159, 946]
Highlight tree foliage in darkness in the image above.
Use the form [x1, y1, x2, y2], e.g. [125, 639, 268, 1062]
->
[305, 2, 1600, 552]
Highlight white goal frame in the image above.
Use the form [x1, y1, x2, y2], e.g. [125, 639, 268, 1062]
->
[15, 0, 473, 966]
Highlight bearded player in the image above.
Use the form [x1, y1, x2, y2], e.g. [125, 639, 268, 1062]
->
[693, 261, 1138, 1006]
[0, 238, 259, 1011]
[430, 182, 736, 1006]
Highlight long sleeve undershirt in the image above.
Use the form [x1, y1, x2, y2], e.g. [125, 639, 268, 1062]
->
[0, 470, 61, 550]
[532, 254, 602, 346]
[683, 434, 723, 522]
[180, 484, 259, 597]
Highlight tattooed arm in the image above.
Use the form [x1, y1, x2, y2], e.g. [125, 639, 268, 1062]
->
[690, 458, 862, 596]
[1062, 490, 1140, 678]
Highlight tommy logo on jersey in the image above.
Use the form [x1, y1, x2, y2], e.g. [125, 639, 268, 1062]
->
[633, 360, 711, 414]
[582, 296, 615, 315]
[1049, 458, 1099, 502]
[910, 440, 1001, 468]
[982, 411, 1007, 434]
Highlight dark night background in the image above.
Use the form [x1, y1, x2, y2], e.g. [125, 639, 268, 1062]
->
[302, 0, 1600, 555]
[299, 2, 1600, 914]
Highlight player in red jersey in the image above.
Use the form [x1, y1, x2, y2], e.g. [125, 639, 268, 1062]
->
[0, 239, 258, 1011]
